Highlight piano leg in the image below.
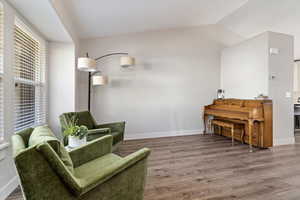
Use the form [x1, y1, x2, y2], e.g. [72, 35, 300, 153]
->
[260, 122, 264, 148]
[203, 114, 208, 135]
[248, 120, 254, 152]
[231, 126, 234, 146]
[241, 128, 244, 144]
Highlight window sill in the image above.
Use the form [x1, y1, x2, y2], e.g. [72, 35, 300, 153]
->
[0, 142, 9, 161]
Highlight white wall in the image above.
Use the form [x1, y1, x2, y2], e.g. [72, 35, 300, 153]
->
[78, 26, 233, 139]
[268, 32, 294, 146]
[221, 31, 294, 146]
[221, 32, 269, 98]
[48, 42, 76, 138]
[49, 0, 81, 111]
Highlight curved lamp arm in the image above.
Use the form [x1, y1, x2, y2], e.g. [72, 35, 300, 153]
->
[88, 53, 130, 76]
[85, 52, 129, 62]
[94, 53, 129, 61]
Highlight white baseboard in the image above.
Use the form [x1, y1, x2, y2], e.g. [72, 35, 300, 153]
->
[125, 129, 203, 140]
[0, 176, 19, 200]
[274, 137, 295, 146]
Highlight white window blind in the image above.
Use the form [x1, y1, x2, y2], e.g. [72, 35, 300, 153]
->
[14, 19, 47, 132]
[0, 3, 4, 141]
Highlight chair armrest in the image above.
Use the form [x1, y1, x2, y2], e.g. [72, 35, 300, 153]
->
[86, 128, 111, 141]
[69, 135, 113, 167]
[88, 128, 110, 135]
[37, 143, 82, 196]
[11, 134, 26, 158]
[78, 148, 151, 195]
[95, 121, 125, 134]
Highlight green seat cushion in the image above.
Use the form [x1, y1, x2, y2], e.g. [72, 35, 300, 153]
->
[111, 132, 123, 145]
[29, 126, 74, 174]
[74, 153, 121, 179]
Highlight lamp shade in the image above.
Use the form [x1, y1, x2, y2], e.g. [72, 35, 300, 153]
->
[120, 56, 135, 67]
[92, 75, 108, 86]
[78, 57, 97, 72]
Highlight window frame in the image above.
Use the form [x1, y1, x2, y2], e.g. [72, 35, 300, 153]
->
[13, 17, 47, 132]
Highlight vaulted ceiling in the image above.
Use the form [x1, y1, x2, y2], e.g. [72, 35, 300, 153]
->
[8, 0, 300, 58]
[9, 0, 72, 42]
[218, 0, 300, 58]
[64, 0, 248, 39]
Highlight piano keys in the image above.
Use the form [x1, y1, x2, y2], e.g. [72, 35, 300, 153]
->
[203, 99, 273, 148]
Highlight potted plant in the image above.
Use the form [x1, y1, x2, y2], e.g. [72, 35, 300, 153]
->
[63, 116, 88, 148]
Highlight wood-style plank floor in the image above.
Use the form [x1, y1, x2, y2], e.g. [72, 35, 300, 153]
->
[7, 134, 300, 200]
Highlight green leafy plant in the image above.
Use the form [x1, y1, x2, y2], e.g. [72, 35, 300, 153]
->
[63, 115, 88, 140]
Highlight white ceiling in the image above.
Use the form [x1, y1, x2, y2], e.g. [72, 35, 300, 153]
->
[65, 0, 249, 39]
[8, 0, 72, 42]
[9, 0, 300, 59]
[218, 0, 300, 58]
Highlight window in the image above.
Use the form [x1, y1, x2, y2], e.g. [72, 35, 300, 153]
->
[14, 19, 47, 132]
[0, 3, 3, 141]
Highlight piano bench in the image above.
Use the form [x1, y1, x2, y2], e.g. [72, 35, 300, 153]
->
[211, 120, 244, 146]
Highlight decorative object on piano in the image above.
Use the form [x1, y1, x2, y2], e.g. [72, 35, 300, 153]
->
[203, 98, 273, 151]
[255, 94, 269, 100]
[217, 89, 225, 99]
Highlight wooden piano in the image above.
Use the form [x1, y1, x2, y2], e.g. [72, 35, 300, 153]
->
[204, 99, 273, 149]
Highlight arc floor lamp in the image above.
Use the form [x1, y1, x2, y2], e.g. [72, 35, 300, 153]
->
[77, 53, 135, 111]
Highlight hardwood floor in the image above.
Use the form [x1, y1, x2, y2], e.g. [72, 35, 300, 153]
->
[7, 134, 300, 200]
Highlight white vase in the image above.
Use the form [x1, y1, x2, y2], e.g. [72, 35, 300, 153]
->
[68, 136, 86, 148]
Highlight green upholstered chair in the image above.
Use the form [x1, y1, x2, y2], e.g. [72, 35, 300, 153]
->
[59, 111, 125, 148]
[12, 126, 150, 200]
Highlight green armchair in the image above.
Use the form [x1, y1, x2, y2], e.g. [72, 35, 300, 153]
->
[12, 127, 150, 200]
[59, 111, 125, 148]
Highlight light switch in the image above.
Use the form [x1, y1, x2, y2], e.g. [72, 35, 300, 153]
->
[270, 48, 280, 55]
[286, 92, 292, 98]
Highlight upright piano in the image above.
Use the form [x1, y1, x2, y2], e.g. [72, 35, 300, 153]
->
[204, 99, 273, 148]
